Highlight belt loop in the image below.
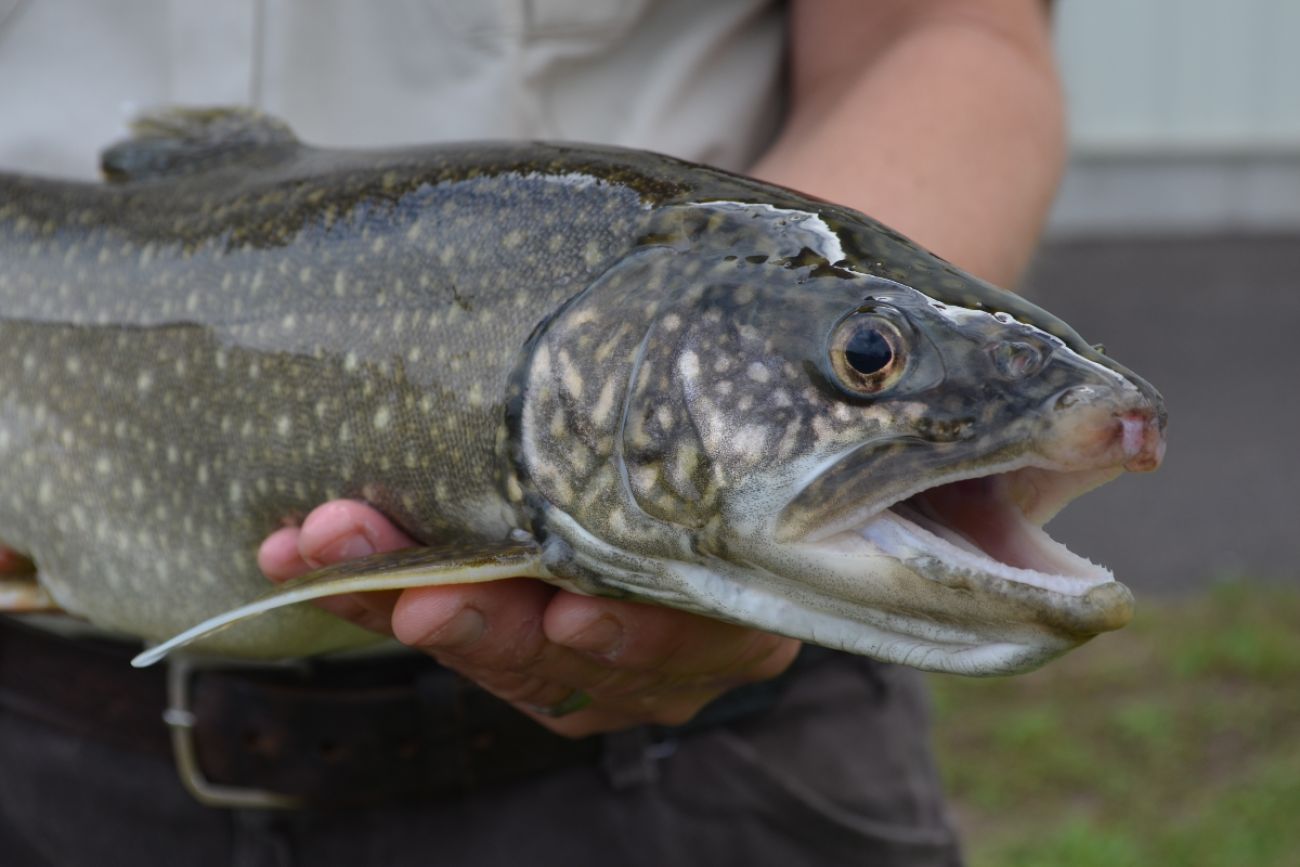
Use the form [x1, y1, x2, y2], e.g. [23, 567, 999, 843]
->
[600, 726, 662, 790]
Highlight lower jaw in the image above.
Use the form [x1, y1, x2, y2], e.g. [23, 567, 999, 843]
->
[857, 507, 1136, 638]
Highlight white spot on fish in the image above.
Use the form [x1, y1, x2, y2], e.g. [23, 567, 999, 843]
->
[591, 379, 616, 427]
[678, 350, 700, 381]
[733, 424, 769, 460]
[560, 351, 583, 400]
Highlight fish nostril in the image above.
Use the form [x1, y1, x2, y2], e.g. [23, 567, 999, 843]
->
[1052, 386, 1093, 411]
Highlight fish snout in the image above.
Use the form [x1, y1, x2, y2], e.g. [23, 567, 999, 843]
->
[1118, 409, 1166, 472]
[1044, 385, 1167, 472]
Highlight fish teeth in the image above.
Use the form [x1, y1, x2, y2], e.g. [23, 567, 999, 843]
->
[857, 510, 1113, 597]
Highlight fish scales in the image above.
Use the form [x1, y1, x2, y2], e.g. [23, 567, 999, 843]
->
[0, 111, 1165, 672]
[0, 144, 671, 650]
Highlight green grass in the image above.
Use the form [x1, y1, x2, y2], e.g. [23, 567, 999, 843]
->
[927, 581, 1300, 867]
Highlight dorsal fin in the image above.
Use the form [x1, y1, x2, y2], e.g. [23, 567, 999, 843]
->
[100, 106, 301, 183]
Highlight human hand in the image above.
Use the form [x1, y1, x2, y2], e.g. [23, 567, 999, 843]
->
[259, 501, 801, 738]
[0, 545, 32, 575]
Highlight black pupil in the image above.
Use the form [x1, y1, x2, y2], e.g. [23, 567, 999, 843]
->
[844, 327, 892, 375]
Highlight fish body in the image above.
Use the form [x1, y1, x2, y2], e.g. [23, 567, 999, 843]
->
[0, 110, 1165, 674]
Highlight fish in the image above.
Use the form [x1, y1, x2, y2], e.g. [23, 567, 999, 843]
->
[0, 108, 1166, 676]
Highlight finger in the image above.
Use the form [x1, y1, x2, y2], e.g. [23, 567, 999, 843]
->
[258, 524, 391, 630]
[0, 546, 34, 576]
[391, 579, 626, 702]
[296, 500, 418, 567]
[544, 592, 801, 686]
[258, 501, 415, 633]
[396, 582, 794, 738]
[258, 526, 311, 582]
[393, 578, 576, 672]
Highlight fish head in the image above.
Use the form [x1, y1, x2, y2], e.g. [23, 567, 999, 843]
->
[514, 203, 1165, 675]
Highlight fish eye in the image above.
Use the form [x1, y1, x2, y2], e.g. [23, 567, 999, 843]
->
[829, 314, 907, 395]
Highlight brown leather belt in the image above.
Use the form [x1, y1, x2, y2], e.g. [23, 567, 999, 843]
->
[0, 616, 818, 809]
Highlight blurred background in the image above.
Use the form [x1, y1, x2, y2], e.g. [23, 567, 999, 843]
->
[929, 3, 1300, 864]
[1027, 0, 1300, 591]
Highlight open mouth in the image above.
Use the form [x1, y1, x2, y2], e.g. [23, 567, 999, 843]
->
[846, 464, 1125, 597]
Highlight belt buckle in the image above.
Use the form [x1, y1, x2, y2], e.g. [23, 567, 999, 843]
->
[163, 656, 304, 810]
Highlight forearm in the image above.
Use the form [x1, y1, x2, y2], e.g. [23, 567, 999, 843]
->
[751, 0, 1065, 287]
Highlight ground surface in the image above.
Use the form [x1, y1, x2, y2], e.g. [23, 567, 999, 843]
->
[928, 581, 1300, 866]
[1021, 234, 1300, 593]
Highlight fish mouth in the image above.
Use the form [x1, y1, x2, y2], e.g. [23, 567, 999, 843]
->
[793, 458, 1138, 648]
[795, 403, 1165, 627]
[850, 464, 1123, 598]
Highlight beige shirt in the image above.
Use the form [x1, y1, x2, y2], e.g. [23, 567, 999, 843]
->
[0, 0, 785, 178]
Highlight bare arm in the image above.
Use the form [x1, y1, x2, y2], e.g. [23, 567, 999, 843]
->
[753, 0, 1064, 285]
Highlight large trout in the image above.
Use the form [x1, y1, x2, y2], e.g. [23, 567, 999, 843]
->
[0, 109, 1165, 675]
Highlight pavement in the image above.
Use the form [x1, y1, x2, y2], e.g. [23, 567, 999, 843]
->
[1020, 233, 1300, 594]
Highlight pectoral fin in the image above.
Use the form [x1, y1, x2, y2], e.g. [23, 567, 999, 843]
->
[131, 539, 543, 668]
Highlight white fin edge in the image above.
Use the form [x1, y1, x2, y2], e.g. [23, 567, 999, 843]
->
[131, 560, 540, 668]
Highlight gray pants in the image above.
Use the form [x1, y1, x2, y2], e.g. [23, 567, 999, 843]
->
[0, 654, 962, 867]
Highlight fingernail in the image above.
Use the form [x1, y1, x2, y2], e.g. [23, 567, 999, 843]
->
[314, 534, 375, 565]
[423, 607, 486, 649]
[561, 615, 624, 657]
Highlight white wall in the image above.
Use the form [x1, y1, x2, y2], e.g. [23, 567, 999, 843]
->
[1049, 0, 1300, 234]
